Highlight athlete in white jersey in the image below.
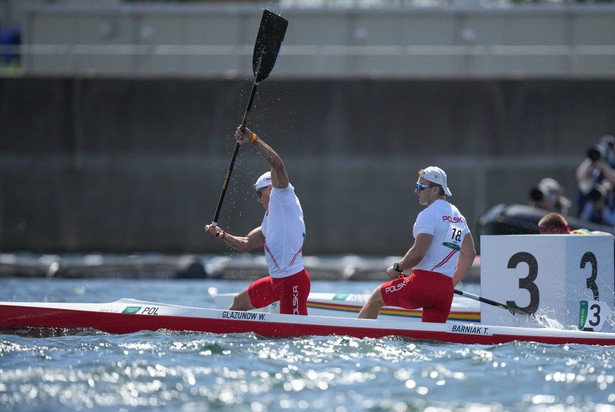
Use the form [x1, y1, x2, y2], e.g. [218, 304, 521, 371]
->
[260, 179, 306, 278]
[205, 126, 310, 315]
[413, 198, 468, 277]
[358, 166, 476, 323]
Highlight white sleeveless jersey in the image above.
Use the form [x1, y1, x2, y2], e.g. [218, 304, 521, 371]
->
[260, 183, 306, 278]
[413, 199, 470, 278]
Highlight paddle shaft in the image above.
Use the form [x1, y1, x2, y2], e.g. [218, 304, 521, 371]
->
[211, 81, 259, 227]
[210, 10, 287, 227]
[454, 289, 532, 316]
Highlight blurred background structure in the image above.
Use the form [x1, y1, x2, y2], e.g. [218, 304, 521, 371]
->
[1, 0, 615, 256]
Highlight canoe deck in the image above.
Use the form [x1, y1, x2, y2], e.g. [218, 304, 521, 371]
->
[214, 292, 481, 322]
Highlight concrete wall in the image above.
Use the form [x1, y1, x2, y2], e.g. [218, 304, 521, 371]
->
[20, 4, 615, 79]
[4, 3, 615, 254]
[2, 77, 614, 254]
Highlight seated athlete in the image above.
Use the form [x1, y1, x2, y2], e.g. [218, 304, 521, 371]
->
[358, 166, 476, 323]
[204, 126, 310, 315]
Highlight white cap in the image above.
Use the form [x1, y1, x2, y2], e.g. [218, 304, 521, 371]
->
[422, 166, 452, 196]
[254, 171, 272, 190]
[538, 177, 561, 194]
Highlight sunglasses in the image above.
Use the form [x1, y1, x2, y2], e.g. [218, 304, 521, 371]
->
[416, 182, 435, 191]
[256, 186, 270, 199]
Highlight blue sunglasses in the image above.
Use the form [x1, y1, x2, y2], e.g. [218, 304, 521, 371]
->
[416, 182, 435, 191]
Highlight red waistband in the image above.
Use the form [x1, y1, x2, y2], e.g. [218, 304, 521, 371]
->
[412, 269, 452, 281]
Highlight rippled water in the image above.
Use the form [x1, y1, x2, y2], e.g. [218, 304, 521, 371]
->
[1, 278, 614, 411]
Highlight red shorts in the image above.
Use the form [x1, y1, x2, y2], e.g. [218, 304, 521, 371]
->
[381, 269, 453, 323]
[248, 269, 311, 315]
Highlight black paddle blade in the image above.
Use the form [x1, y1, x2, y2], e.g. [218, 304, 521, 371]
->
[252, 10, 288, 82]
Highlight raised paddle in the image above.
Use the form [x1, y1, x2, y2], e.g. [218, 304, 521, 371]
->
[454, 289, 534, 316]
[211, 9, 288, 227]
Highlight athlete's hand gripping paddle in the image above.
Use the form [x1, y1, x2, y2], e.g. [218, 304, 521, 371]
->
[211, 10, 288, 228]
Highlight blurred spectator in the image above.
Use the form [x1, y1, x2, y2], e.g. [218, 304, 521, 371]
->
[538, 177, 571, 215]
[599, 134, 615, 168]
[575, 134, 615, 216]
[537, 212, 610, 235]
[537, 212, 570, 234]
[579, 184, 615, 226]
[528, 177, 571, 215]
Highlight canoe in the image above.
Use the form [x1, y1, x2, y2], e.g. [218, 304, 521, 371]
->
[1, 298, 614, 346]
[214, 292, 481, 322]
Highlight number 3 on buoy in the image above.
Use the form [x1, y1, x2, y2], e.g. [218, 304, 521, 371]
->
[579, 300, 612, 332]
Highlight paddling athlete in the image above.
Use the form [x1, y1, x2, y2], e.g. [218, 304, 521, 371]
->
[358, 166, 476, 323]
[204, 126, 310, 315]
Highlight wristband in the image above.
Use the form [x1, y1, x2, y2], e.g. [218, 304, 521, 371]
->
[219, 230, 226, 239]
[249, 133, 258, 143]
[393, 262, 403, 273]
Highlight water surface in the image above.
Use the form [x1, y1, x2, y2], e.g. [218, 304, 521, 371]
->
[1, 278, 613, 411]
